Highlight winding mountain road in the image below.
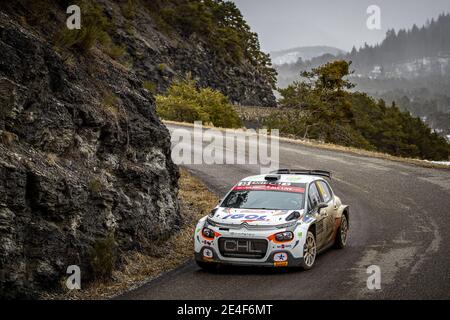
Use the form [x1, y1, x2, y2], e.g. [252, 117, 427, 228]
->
[121, 124, 450, 299]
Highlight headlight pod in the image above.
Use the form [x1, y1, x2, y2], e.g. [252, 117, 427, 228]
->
[274, 231, 294, 242]
[202, 227, 215, 239]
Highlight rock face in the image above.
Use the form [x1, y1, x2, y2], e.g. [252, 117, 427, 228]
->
[102, 0, 276, 107]
[0, 0, 276, 298]
[0, 12, 180, 298]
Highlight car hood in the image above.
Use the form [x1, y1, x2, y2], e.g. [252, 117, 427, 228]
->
[209, 207, 306, 226]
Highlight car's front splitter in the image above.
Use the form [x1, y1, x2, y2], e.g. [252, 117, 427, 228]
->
[194, 246, 304, 268]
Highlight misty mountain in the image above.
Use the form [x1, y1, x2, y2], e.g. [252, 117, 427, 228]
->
[348, 13, 450, 76]
[274, 13, 450, 137]
[270, 45, 345, 65]
[276, 13, 450, 85]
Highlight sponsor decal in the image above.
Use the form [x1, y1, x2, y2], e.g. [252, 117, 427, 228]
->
[276, 244, 293, 249]
[223, 239, 263, 254]
[202, 240, 212, 246]
[285, 176, 303, 182]
[222, 214, 268, 222]
[239, 209, 270, 214]
[274, 261, 288, 267]
[233, 185, 305, 193]
[237, 181, 292, 186]
[229, 232, 255, 237]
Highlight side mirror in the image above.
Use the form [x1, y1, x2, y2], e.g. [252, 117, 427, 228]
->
[286, 211, 301, 221]
[309, 202, 327, 215]
[317, 203, 328, 210]
[317, 202, 328, 215]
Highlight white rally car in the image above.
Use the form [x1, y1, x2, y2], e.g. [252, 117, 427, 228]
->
[194, 169, 349, 270]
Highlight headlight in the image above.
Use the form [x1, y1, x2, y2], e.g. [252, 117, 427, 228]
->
[274, 231, 294, 242]
[202, 227, 215, 239]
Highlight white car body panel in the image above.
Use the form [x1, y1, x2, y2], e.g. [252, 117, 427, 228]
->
[193, 172, 348, 268]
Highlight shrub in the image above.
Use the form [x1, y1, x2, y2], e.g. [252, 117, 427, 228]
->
[56, 0, 126, 61]
[56, 0, 111, 54]
[89, 233, 116, 280]
[89, 178, 104, 193]
[102, 94, 119, 117]
[156, 77, 242, 128]
[143, 81, 157, 94]
[120, 0, 136, 19]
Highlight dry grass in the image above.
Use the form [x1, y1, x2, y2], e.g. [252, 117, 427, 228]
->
[42, 168, 218, 300]
[163, 120, 450, 170]
[0, 130, 18, 145]
[45, 153, 58, 166]
[102, 93, 120, 117]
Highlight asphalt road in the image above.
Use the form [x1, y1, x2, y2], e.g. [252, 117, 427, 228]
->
[121, 124, 450, 299]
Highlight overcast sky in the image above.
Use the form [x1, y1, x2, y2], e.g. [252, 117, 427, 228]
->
[232, 0, 450, 53]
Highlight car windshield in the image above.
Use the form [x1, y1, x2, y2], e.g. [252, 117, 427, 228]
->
[221, 184, 306, 210]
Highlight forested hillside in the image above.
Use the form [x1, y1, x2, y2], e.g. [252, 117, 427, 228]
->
[265, 61, 450, 160]
[277, 13, 450, 81]
[348, 13, 450, 74]
[275, 13, 450, 137]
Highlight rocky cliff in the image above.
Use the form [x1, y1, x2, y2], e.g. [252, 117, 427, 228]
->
[0, 0, 275, 298]
[0, 10, 183, 298]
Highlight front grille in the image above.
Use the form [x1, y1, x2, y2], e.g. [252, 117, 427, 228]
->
[218, 238, 268, 259]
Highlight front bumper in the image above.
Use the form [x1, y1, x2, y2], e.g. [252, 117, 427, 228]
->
[194, 247, 303, 267]
[194, 246, 304, 267]
[194, 215, 310, 268]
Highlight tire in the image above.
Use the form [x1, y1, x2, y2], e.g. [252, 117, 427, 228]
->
[196, 260, 218, 271]
[300, 231, 317, 270]
[334, 214, 349, 249]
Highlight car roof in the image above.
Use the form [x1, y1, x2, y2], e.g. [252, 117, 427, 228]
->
[240, 174, 322, 184]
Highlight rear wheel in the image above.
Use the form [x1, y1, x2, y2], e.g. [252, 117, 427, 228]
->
[334, 214, 348, 249]
[196, 260, 218, 272]
[300, 231, 317, 270]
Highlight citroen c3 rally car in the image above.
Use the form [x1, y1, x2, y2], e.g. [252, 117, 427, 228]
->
[194, 169, 349, 270]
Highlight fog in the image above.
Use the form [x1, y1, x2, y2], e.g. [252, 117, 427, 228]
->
[232, 0, 450, 52]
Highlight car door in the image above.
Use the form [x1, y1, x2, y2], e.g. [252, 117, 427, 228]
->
[307, 181, 326, 248]
[316, 180, 336, 245]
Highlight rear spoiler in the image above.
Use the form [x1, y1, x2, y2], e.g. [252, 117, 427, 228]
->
[271, 169, 332, 179]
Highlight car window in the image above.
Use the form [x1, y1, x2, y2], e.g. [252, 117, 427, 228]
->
[317, 181, 332, 203]
[221, 190, 305, 210]
[308, 182, 322, 210]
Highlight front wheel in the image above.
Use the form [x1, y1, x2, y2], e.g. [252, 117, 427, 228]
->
[196, 260, 218, 272]
[300, 231, 317, 270]
[334, 214, 349, 249]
